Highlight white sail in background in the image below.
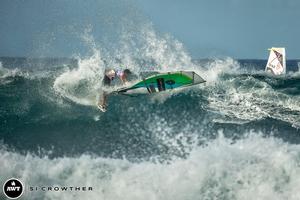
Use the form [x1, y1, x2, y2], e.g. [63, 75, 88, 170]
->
[265, 47, 286, 75]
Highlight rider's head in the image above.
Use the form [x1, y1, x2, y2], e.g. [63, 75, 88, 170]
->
[105, 69, 116, 80]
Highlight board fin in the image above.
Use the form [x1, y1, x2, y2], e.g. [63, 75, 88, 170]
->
[265, 47, 286, 75]
[97, 104, 107, 112]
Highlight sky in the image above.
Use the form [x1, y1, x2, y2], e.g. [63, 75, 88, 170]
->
[0, 0, 300, 59]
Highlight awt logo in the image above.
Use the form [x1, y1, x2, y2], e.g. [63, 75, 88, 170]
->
[3, 178, 24, 199]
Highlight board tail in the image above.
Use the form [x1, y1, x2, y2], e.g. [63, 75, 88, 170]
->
[265, 47, 286, 75]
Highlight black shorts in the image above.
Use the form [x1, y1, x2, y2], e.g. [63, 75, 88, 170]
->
[103, 75, 111, 86]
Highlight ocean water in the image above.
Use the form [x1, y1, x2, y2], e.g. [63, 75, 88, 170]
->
[1, 45, 300, 199]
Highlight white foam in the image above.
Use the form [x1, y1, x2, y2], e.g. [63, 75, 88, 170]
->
[53, 30, 105, 106]
[0, 64, 27, 79]
[52, 24, 209, 106]
[1, 133, 300, 200]
[202, 57, 240, 83]
[53, 52, 104, 106]
[206, 66, 300, 127]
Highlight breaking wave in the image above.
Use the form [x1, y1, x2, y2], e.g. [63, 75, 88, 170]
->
[1, 133, 300, 200]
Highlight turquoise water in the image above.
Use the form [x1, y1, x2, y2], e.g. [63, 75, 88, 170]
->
[1, 56, 300, 199]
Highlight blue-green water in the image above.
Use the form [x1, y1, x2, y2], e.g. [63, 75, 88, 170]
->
[1, 57, 300, 199]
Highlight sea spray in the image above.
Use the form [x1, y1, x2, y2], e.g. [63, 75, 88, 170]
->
[1, 133, 300, 200]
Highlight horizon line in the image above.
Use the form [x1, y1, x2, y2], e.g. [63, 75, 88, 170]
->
[0, 56, 300, 61]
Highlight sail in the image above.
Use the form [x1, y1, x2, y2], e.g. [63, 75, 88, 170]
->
[265, 47, 286, 75]
[116, 71, 206, 94]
